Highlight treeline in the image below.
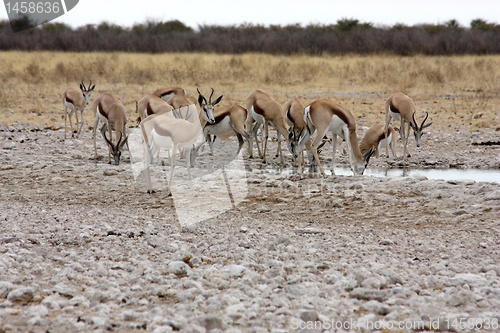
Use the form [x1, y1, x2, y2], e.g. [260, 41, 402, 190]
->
[1, 18, 499, 55]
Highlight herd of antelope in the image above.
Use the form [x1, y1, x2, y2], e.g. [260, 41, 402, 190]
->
[63, 81, 432, 196]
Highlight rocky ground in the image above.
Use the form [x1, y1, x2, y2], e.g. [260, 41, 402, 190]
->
[0, 123, 499, 333]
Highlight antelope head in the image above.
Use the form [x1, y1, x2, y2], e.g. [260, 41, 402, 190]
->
[100, 125, 128, 165]
[287, 127, 302, 160]
[80, 80, 96, 105]
[410, 112, 433, 147]
[354, 146, 376, 175]
[197, 88, 222, 124]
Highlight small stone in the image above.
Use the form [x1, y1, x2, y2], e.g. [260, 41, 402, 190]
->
[446, 289, 473, 307]
[275, 236, 291, 246]
[26, 305, 49, 318]
[0, 281, 16, 298]
[196, 314, 223, 331]
[293, 228, 324, 235]
[380, 239, 394, 246]
[350, 288, 388, 302]
[443, 273, 488, 288]
[167, 261, 190, 277]
[361, 276, 383, 289]
[7, 287, 34, 303]
[153, 326, 174, 333]
[360, 300, 391, 315]
[298, 309, 318, 322]
[103, 169, 118, 176]
[220, 265, 246, 279]
[121, 310, 139, 321]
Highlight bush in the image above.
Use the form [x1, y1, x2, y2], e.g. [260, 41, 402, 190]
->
[0, 18, 499, 55]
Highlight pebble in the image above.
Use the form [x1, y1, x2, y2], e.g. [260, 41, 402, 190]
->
[220, 265, 246, 278]
[7, 287, 33, 303]
[167, 261, 190, 277]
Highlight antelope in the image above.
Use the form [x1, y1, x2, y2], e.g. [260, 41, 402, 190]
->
[92, 94, 133, 165]
[140, 107, 202, 197]
[360, 121, 397, 158]
[283, 97, 314, 177]
[153, 86, 186, 102]
[62, 80, 95, 139]
[298, 99, 375, 177]
[135, 94, 175, 123]
[197, 88, 250, 157]
[384, 92, 432, 160]
[245, 90, 297, 165]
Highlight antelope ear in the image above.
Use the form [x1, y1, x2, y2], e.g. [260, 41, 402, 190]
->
[90, 84, 96, 91]
[212, 95, 223, 106]
[288, 131, 293, 140]
[80, 83, 84, 91]
[198, 94, 204, 106]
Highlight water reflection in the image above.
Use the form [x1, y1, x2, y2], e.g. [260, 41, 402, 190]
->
[255, 166, 500, 184]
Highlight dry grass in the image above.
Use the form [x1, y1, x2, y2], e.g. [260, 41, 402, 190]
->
[0, 51, 499, 132]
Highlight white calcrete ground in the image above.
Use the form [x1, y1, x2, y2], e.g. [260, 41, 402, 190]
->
[0, 125, 499, 333]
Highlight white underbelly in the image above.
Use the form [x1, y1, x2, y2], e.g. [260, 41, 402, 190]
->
[151, 129, 173, 149]
[64, 101, 77, 110]
[206, 117, 233, 135]
[97, 106, 108, 124]
[251, 107, 265, 125]
[388, 110, 401, 122]
[327, 115, 348, 137]
[378, 132, 392, 150]
[161, 93, 175, 101]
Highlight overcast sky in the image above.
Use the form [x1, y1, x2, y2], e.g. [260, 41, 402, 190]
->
[1, 0, 499, 29]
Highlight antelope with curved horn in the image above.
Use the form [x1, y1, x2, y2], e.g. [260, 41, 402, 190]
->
[140, 107, 202, 197]
[384, 92, 432, 160]
[360, 121, 397, 158]
[92, 94, 133, 165]
[197, 88, 250, 157]
[298, 99, 375, 177]
[245, 90, 297, 165]
[152, 86, 186, 102]
[62, 80, 95, 139]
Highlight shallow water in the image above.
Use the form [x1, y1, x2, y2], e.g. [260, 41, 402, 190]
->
[260, 166, 500, 184]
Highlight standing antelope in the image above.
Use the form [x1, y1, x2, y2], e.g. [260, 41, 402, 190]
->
[283, 98, 327, 177]
[360, 121, 397, 158]
[140, 108, 202, 197]
[92, 94, 133, 165]
[384, 92, 432, 160]
[298, 99, 375, 177]
[153, 86, 186, 101]
[197, 88, 250, 156]
[62, 80, 95, 139]
[245, 90, 297, 165]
